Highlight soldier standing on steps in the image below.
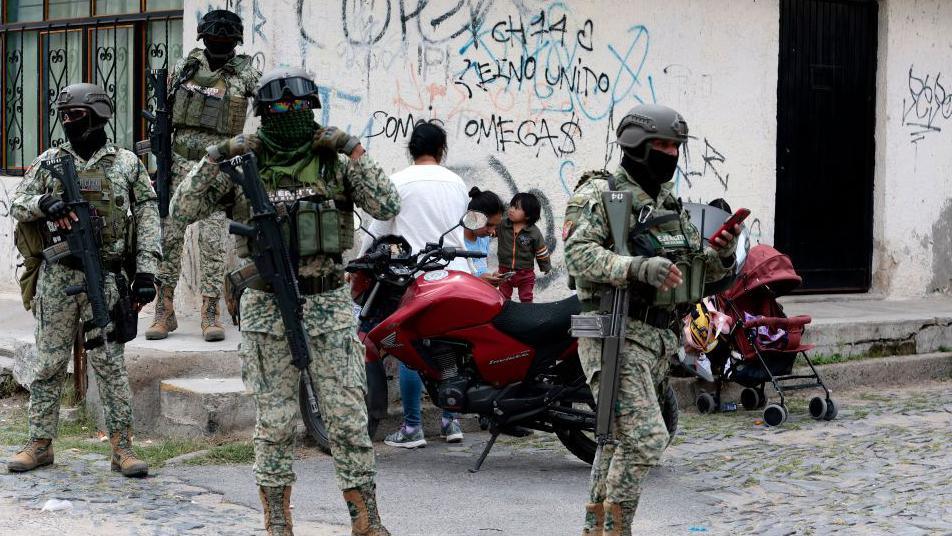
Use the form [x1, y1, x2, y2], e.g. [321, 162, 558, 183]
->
[146, 8, 260, 342]
[565, 104, 741, 535]
[7, 83, 160, 478]
[170, 67, 399, 536]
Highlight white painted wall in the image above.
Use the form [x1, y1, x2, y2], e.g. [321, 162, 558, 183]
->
[874, 0, 952, 297]
[3, 0, 950, 301]
[183, 0, 780, 299]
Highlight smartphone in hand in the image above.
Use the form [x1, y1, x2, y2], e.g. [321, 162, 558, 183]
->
[708, 208, 750, 247]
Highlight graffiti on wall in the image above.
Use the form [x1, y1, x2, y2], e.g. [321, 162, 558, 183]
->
[902, 66, 952, 144]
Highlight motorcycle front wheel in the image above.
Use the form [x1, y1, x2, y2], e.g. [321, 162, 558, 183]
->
[299, 374, 331, 454]
[553, 383, 680, 465]
[299, 373, 384, 453]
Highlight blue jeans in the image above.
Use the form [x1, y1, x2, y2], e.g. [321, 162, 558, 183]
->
[399, 362, 455, 427]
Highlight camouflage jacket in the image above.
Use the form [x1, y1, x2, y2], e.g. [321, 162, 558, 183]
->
[169, 48, 260, 159]
[168, 134, 400, 335]
[564, 166, 734, 355]
[12, 142, 161, 275]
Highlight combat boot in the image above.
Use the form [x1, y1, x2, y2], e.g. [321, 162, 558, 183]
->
[109, 430, 149, 477]
[145, 284, 177, 339]
[259, 485, 293, 536]
[582, 502, 604, 535]
[7, 438, 53, 472]
[201, 296, 225, 342]
[342, 483, 390, 536]
[602, 501, 638, 536]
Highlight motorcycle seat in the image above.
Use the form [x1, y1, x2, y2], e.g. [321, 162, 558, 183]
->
[492, 295, 581, 347]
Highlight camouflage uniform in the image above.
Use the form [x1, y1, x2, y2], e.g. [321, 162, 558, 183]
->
[564, 166, 733, 515]
[11, 143, 161, 439]
[169, 142, 399, 490]
[156, 48, 260, 297]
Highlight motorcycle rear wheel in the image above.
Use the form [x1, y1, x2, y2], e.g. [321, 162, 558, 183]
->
[554, 383, 679, 465]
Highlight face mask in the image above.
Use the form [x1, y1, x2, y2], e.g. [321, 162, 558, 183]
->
[63, 114, 107, 159]
[622, 144, 680, 186]
[260, 110, 316, 148]
[203, 37, 237, 60]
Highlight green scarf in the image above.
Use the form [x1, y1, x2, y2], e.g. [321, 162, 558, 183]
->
[256, 111, 333, 189]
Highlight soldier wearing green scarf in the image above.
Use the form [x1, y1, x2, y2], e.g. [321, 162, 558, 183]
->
[169, 67, 399, 536]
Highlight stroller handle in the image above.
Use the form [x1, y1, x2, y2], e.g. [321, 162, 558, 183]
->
[743, 315, 812, 330]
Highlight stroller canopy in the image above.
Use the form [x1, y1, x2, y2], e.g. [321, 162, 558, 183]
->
[723, 244, 802, 301]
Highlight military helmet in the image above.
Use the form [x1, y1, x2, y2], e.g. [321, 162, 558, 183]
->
[197, 9, 243, 43]
[616, 104, 689, 154]
[55, 83, 113, 120]
[253, 66, 321, 115]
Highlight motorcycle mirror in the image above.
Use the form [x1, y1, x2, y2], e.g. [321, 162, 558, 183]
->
[354, 211, 376, 241]
[461, 210, 488, 231]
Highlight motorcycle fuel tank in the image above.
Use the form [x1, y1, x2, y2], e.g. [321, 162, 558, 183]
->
[401, 270, 505, 336]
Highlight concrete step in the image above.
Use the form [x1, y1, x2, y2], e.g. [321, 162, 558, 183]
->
[158, 377, 254, 438]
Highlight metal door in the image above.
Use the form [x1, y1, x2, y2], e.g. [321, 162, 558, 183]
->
[776, 0, 878, 292]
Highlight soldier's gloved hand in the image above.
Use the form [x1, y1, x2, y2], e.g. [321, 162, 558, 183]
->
[630, 256, 684, 292]
[313, 127, 361, 156]
[39, 194, 70, 219]
[206, 133, 260, 162]
[132, 273, 157, 305]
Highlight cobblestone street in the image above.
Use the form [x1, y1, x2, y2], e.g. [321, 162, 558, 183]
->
[0, 381, 949, 535]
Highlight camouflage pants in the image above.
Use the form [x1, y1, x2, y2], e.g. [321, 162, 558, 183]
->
[29, 262, 133, 439]
[239, 323, 375, 490]
[578, 321, 673, 505]
[156, 153, 226, 297]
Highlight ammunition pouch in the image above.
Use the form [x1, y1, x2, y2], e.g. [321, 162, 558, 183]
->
[14, 220, 52, 310]
[172, 80, 247, 136]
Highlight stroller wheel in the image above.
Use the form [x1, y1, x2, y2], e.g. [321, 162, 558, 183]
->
[696, 392, 716, 414]
[763, 404, 787, 427]
[809, 396, 828, 420]
[823, 399, 839, 421]
[740, 388, 762, 411]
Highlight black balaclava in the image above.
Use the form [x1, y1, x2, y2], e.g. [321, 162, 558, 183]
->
[203, 37, 237, 70]
[621, 141, 680, 199]
[64, 113, 108, 161]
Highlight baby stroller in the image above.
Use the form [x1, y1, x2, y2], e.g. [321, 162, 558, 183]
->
[694, 244, 838, 426]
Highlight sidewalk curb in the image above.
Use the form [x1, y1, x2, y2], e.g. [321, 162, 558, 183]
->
[671, 352, 952, 411]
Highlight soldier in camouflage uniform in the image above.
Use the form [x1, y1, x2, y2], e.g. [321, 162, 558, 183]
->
[7, 83, 160, 478]
[147, 9, 260, 342]
[170, 67, 399, 536]
[564, 104, 740, 536]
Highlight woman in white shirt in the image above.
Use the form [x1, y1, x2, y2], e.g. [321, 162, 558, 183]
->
[359, 121, 468, 448]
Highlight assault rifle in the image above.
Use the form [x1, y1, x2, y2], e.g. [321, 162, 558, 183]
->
[40, 155, 110, 330]
[136, 68, 172, 218]
[570, 190, 633, 448]
[217, 153, 321, 418]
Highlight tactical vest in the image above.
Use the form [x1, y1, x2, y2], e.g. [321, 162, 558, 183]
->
[171, 52, 250, 137]
[233, 159, 355, 261]
[15, 154, 130, 309]
[575, 171, 706, 308]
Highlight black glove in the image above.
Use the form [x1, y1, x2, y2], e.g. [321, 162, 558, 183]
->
[132, 273, 157, 305]
[38, 194, 70, 219]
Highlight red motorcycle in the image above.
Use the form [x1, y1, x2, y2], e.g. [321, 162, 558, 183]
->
[299, 219, 677, 471]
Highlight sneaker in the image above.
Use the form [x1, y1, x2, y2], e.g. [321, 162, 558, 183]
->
[384, 425, 427, 449]
[441, 419, 464, 443]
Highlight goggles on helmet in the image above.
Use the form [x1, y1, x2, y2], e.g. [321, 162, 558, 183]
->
[257, 77, 320, 105]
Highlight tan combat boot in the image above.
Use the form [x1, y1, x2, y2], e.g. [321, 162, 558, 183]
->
[602, 501, 638, 536]
[145, 284, 177, 339]
[7, 438, 53, 472]
[201, 296, 225, 342]
[342, 483, 390, 536]
[582, 502, 604, 535]
[109, 430, 149, 477]
[259, 485, 293, 536]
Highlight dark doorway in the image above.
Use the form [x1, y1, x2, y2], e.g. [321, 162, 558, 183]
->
[775, 0, 878, 292]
